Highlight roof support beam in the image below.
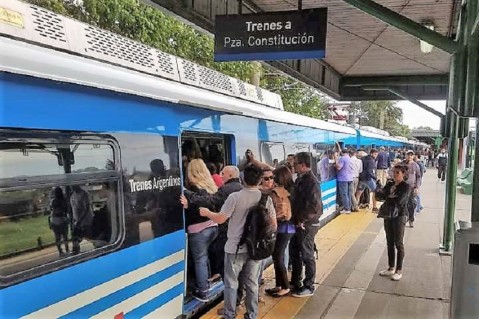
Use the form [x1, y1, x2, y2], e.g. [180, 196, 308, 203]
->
[361, 86, 444, 118]
[341, 0, 460, 54]
[342, 75, 449, 87]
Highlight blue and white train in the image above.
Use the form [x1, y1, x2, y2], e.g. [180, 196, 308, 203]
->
[0, 1, 416, 318]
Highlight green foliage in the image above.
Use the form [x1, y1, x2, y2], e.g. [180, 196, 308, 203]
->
[350, 101, 411, 138]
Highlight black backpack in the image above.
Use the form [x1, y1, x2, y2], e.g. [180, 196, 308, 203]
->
[237, 193, 277, 260]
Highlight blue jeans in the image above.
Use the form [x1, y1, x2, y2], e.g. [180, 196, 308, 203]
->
[415, 194, 423, 212]
[188, 226, 218, 292]
[338, 181, 353, 211]
[224, 252, 262, 319]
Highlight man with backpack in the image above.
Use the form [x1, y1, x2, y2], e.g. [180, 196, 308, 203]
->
[290, 152, 323, 297]
[199, 165, 276, 319]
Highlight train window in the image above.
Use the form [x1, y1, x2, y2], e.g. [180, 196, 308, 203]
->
[260, 142, 285, 167]
[0, 137, 121, 280]
[181, 132, 233, 172]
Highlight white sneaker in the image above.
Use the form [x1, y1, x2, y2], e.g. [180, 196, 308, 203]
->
[391, 273, 402, 281]
[379, 269, 395, 276]
[340, 210, 351, 214]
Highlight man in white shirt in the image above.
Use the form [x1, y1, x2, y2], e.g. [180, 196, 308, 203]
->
[349, 149, 363, 212]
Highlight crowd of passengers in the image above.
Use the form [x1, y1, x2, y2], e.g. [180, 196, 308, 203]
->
[179, 145, 443, 319]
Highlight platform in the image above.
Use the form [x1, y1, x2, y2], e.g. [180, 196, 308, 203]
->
[201, 170, 472, 319]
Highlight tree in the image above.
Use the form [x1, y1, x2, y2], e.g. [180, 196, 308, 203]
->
[349, 101, 411, 138]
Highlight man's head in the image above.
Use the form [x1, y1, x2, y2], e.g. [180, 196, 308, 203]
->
[406, 150, 415, 161]
[370, 148, 379, 159]
[294, 152, 312, 173]
[287, 154, 295, 165]
[243, 165, 263, 187]
[349, 149, 357, 157]
[441, 149, 446, 154]
[379, 146, 385, 152]
[220, 165, 239, 183]
[341, 149, 349, 156]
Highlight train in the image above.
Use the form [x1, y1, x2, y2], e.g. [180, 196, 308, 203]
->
[0, 1, 426, 318]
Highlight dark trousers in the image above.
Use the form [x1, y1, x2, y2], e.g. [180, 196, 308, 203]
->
[208, 228, 227, 278]
[384, 216, 407, 270]
[438, 165, 446, 181]
[291, 224, 320, 290]
[406, 190, 416, 223]
[273, 232, 294, 289]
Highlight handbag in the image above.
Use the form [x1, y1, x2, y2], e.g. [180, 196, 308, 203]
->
[377, 201, 399, 219]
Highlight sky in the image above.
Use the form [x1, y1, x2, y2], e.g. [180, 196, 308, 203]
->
[396, 100, 476, 130]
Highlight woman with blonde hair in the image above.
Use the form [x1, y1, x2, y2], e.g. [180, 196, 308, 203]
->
[181, 158, 219, 302]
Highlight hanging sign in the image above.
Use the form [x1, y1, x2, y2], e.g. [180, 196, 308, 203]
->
[214, 8, 327, 62]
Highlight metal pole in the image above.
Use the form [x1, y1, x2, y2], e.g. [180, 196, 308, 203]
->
[340, 0, 459, 54]
[473, 121, 479, 223]
[443, 111, 460, 251]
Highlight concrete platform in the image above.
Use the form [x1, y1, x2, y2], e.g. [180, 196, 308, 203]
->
[201, 170, 472, 319]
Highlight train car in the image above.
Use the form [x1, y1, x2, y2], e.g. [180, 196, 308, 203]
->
[0, 1, 363, 318]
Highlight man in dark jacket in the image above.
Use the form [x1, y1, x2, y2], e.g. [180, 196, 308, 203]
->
[181, 165, 243, 278]
[376, 147, 390, 187]
[356, 149, 379, 212]
[290, 152, 323, 297]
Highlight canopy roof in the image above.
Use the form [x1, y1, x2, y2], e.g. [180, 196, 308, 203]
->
[149, 0, 460, 100]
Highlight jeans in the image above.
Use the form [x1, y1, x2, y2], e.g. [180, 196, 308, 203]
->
[415, 194, 423, 212]
[384, 216, 407, 270]
[291, 223, 320, 290]
[338, 181, 353, 211]
[188, 226, 218, 292]
[273, 232, 294, 289]
[224, 252, 262, 319]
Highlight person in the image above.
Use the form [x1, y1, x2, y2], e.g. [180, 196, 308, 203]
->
[414, 153, 426, 213]
[199, 165, 276, 319]
[335, 148, 354, 214]
[181, 165, 243, 280]
[318, 150, 336, 182]
[290, 152, 323, 297]
[181, 159, 219, 302]
[436, 149, 448, 182]
[356, 149, 379, 212]
[427, 150, 435, 167]
[207, 162, 224, 187]
[378, 164, 411, 281]
[70, 185, 94, 255]
[403, 150, 422, 228]
[349, 149, 363, 212]
[49, 187, 69, 256]
[376, 147, 390, 187]
[239, 149, 273, 172]
[286, 154, 297, 180]
[265, 165, 295, 298]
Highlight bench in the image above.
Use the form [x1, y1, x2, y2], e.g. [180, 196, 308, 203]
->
[457, 170, 473, 187]
[457, 168, 473, 186]
[461, 181, 473, 195]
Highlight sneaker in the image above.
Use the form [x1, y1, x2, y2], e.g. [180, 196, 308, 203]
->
[379, 268, 395, 276]
[292, 287, 314, 298]
[192, 290, 210, 303]
[391, 273, 403, 281]
[340, 210, 351, 214]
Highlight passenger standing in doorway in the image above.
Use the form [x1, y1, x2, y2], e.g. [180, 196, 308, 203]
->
[336, 149, 354, 214]
[290, 152, 323, 297]
[378, 164, 411, 281]
[350, 149, 363, 212]
[182, 159, 219, 302]
[318, 150, 336, 182]
[436, 149, 448, 182]
[376, 147, 390, 187]
[199, 165, 276, 319]
[403, 151, 422, 228]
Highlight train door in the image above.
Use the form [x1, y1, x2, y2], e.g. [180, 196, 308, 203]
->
[179, 131, 235, 317]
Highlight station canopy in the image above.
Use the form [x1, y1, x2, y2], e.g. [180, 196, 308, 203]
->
[147, 0, 460, 101]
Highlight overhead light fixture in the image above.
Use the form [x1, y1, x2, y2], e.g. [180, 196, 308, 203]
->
[420, 23, 435, 54]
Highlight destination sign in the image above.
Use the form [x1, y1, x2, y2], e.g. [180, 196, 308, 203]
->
[214, 8, 327, 62]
